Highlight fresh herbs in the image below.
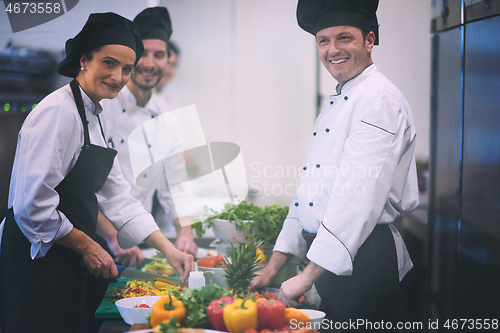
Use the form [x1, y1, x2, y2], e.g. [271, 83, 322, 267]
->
[192, 201, 289, 250]
[171, 284, 231, 328]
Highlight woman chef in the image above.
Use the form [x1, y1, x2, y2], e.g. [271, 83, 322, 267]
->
[0, 12, 193, 333]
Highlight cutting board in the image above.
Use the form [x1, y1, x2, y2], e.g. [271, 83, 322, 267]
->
[95, 278, 131, 319]
[95, 273, 182, 319]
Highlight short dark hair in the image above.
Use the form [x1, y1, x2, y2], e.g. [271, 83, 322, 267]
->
[361, 28, 370, 41]
[167, 41, 180, 59]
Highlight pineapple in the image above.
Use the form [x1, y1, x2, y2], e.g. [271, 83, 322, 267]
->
[224, 238, 263, 296]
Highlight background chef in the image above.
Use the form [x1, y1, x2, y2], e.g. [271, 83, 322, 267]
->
[99, 6, 197, 266]
[0, 12, 193, 333]
[252, 0, 419, 328]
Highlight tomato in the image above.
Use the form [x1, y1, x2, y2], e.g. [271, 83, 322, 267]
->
[130, 288, 144, 293]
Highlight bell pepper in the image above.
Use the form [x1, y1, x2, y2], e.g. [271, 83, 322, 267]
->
[223, 298, 258, 333]
[284, 307, 310, 327]
[149, 295, 186, 328]
[207, 296, 235, 331]
[196, 256, 226, 268]
[256, 248, 267, 265]
[256, 299, 286, 330]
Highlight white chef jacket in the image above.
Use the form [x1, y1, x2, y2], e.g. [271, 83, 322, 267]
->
[274, 64, 418, 281]
[100, 86, 194, 228]
[0, 84, 160, 259]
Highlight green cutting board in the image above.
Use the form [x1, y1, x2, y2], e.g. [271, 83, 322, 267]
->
[95, 273, 181, 319]
[95, 278, 131, 319]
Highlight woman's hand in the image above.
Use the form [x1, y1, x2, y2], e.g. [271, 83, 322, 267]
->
[144, 230, 194, 283]
[175, 236, 198, 257]
[164, 248, 194, 283]
[109, 243, 146, 268]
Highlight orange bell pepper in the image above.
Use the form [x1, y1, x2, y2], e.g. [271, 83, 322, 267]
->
[284, 307, 310, 327]
[149, 295, 186, 328]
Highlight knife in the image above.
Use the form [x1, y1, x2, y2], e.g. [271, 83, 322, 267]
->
[116, 264, 187, 287]
[79, 259, 186, 287]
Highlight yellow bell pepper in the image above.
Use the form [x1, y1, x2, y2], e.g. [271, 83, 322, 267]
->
[154, 280, 171, 289]
[256, 248, 267, 265]
[223, 298, 258, 333]
[149, 295, 186, 328]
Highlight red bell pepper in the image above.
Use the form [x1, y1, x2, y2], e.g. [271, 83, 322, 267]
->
[207, 296, 234, 331]
[256, 299, 286, 330]
[196, 256, 226, 268]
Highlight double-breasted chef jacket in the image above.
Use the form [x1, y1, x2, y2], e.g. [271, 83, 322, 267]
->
[0, 83, 160, 259]
[101, 87, 194, 227]
[274, 64, 419, 279]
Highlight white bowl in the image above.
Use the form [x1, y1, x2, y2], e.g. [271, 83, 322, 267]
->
[115, 296, 161, 325]
[302, 309, 326, 327]
[211, 219, 252, 243]
[198, 266, 227, 287]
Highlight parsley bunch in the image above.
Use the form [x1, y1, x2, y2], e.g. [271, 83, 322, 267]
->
[171, 284, 231, 328]
[192, 201, 289, 250]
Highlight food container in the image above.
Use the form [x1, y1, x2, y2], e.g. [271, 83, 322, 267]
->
[198, 266, 227, 287]
[211, 219, 252, 243]
[302, 309, 326, 329]
[115, 296, 161, 325]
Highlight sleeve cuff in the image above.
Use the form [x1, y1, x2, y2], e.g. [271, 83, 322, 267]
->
[307, 222, 353, 275]
[117, 213, 160, 249]
[273, 217, 308, 264]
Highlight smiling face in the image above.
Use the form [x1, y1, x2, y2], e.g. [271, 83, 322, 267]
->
[316, 26, 375, 90]
[130, 39, 168, 91]
[77, 44, 136, 104]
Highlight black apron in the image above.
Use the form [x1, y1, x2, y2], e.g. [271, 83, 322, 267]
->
[303, 224, 400, 332]
[0, 79, 117, 333]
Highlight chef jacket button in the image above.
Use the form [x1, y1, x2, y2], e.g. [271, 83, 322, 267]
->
[148, 144, 152, 148]
[122, 109, 126, 113]
[313, 132, 317, 136]
[344, 96, 348, 100]
[303, 166, 307, 170]
[309, 202, 313, 206]
[316, 164, 320, 168]
[151, 115, 155, 118]
[325, 128, 330, 132]
[330, 101, 334, 105]
[143, 174, 147, 178]
[121, 139, 124, 144]
[295, 202, 299, 206]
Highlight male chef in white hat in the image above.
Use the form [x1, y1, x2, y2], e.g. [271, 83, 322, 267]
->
[98, 7, 198, 266]
[252, 0, 419, 328]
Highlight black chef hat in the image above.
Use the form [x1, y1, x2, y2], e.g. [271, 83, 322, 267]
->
[58, 12, 144, 78]
[133, 7, 172, 44]
[297, 0, 380, 45]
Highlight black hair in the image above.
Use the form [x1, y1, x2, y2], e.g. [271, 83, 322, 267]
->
[167, 41, 180, 58]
